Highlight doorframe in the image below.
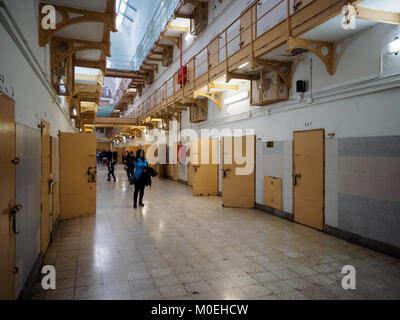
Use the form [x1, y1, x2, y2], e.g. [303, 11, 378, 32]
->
[40, 119, 51, 254]
[292, 128, 325, 230]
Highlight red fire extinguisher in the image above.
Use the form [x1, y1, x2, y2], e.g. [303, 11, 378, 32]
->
[178, 34, 187, 88]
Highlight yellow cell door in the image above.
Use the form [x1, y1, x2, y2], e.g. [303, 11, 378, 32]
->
[293, 129, 325, 230]
[187, 141, 194, 186]
[0, 93, 16, 299]
[59, 133, 97, 219]
[192, 139, 219, 196]
[222, 135, 255, 208]
[40, 120, 51, 253]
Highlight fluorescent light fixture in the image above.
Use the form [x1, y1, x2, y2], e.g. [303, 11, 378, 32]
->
[224, 91, 249, 105]
[388, 37, 400, 54]
[238, 62, 249, 69]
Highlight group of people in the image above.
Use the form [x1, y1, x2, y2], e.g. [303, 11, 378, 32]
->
[97, 150, 118, 165]
[98, 146, 154, 209]
[97, 150, 118, 182]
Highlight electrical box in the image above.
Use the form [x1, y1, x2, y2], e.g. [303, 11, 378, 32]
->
[296, 80, 306, 93]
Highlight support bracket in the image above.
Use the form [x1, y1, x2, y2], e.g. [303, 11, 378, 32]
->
[39, 2, 116, 47]
[194, 91, 222, 110]
[287, 37, 334, 75]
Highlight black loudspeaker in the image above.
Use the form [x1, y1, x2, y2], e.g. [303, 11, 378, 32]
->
[296, 80, 306, 93]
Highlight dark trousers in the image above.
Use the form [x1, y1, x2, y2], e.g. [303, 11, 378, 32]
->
[127, 166, 134, 179]
[133, 180, 145, 206]
[108, 170, 116, 181]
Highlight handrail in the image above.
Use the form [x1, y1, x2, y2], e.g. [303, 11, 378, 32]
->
[128, 0, 329, 120]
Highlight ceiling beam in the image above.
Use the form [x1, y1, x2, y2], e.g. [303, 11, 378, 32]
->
[105, 69, 149, 79]
[354, 6, 400, 25]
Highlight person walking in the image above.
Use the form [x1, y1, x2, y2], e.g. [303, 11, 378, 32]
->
[128, 151, 135, 179]
[107, 160, 116, 182]
[133, 149, 147, 209]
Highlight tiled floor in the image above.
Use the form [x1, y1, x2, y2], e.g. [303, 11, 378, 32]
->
[31, 165, 400, 300]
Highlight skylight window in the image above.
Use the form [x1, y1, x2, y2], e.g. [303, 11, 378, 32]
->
[116, 0, 137, 28]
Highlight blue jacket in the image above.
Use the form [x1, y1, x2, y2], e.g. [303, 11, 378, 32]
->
[134, 157, 147, 180]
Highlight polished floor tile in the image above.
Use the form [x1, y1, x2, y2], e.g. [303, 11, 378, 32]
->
[31, 165, 400, 300]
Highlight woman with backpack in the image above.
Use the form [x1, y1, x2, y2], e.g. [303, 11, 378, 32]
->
[133, 149, 147, 209]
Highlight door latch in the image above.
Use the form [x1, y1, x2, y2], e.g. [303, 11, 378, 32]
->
[193, 165, 200, 172]
[293, 173, 301, 186]
[10, 204, 22, 235]
[11, 157, 20, 165]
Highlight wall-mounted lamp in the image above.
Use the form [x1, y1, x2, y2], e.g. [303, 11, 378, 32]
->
[224, 91, 249, 105]
[388, 37, 400, 55]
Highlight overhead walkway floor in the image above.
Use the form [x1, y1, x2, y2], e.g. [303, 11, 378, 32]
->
[30, 166, 400, 300]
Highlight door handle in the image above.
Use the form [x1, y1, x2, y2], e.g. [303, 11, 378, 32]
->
[193, 165, 200, 172]
[10, 204, 22, 234]
[293, 173, 301, 186]
[221, 168, 231, 178]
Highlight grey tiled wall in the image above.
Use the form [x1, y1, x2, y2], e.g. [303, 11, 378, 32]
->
[336, 135, 400, 248]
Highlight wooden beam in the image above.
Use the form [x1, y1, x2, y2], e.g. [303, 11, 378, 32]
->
[105, 69, 149, 79]
[143, 63, 159, 73]
[167, 25, 189, 32]
[74, 59, 106, 73]
[160, 35, 180, 49]
[355, 6, 400, 25]
[174, 13, 194, 19]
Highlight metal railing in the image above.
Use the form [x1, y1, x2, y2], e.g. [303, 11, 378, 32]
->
[127, 0, 320, 119]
